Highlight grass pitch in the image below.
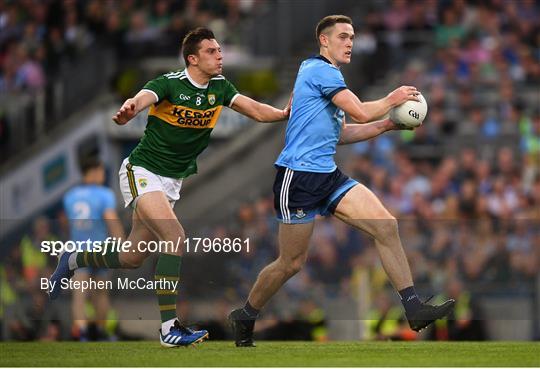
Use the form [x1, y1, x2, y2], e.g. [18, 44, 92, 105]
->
[0, 341, 538, 367]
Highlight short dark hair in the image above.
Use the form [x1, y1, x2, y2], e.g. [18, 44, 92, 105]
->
[315, 15, 353, 45]
[79, 156, 102, 175]
[181, 27, 216, 66]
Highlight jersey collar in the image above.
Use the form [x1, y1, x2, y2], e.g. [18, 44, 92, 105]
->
[314, 54, 333, 65]
[312, 54, 339, 69]
[184, 68, 209, 89]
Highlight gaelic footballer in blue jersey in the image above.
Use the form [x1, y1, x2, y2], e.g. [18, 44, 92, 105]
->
[230, 15, 455, 347]
[63, 156, 125, 341]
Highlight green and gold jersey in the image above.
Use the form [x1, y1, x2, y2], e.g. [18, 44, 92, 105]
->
[128, 69, 239, 178]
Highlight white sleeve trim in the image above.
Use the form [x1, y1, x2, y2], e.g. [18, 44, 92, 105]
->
[228, 93, 241, 108]
[141, 89, 159, 103]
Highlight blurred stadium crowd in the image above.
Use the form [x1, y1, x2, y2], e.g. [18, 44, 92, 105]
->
[0, 0, 258, 93]
[1, 0, 539, 342]
[0, 0, 262, 159]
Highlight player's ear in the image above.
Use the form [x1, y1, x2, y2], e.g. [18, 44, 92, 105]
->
[187, 54, 198, 66]
[319, 33, 329, 48]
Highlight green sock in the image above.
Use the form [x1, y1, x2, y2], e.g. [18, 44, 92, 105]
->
[155, 254, 181, 323]
[76, 250, 122, 268]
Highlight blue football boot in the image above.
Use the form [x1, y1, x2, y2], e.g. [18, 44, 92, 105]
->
[159, 320, 209, 347]
[48, 251, 75, 300]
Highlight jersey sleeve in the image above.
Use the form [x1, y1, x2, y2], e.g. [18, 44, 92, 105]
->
[101, 188, 116, 212]
[223, 79, 240, 107]
[141, 74, 171, 103]
[312, 65, 347, 99]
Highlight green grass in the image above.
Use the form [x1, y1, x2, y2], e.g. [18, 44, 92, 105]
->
[0, 341, 539, 367]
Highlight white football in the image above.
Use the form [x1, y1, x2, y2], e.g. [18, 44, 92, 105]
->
[389, 93, 428, 128]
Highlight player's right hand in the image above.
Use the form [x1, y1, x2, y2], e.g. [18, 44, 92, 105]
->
[113, 99, 137, 125]
[283, 92, 293, 119]
[387, 86, 420, 106]
[387, 118, 414, 131]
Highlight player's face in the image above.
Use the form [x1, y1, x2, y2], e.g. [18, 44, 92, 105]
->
[193, 39, 223, 77]
[323, 23, 354, 66]
[90, 165, 105, 185]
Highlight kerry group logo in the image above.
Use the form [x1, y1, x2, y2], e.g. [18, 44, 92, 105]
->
[148, 101, 223, 129]
[172, 106, 219, 127]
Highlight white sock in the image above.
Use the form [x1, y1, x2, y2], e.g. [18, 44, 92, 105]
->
[68, 252, 78, 271]
[161, 318, 177, 335]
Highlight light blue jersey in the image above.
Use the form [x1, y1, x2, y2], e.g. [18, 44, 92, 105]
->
[275, 55, 347, 173]
[63, 185, 116, 245]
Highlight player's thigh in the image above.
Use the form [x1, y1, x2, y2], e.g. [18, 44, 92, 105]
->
[135, 191, 184, 241]
[277, 222, 315, 266]
[333, 183, 396, 238]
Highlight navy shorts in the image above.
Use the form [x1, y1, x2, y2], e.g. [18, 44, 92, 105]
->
[273, 166, 358, 224]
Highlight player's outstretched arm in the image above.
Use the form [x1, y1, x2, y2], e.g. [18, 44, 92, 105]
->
[332, 86, 420, 124]
[231, 94, 291, 123]
[112, 90, 158, 125]
[338, 118, 412, 145]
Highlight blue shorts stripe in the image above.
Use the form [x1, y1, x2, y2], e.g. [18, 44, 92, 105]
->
[322, 178, 358, 216]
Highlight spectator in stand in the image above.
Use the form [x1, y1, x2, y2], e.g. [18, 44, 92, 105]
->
[19, 216, 57, 285]
[435, 7, 465, 48]
[495, 147, 518, 181]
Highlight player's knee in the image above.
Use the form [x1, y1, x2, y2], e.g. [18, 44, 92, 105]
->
[123, 259, 143, 269]
[280, 256, 306, 277]
[95, 287, 109, 298]
[157, 227, 185, 255]
[290, 259, 305, 275]
[170, 229, 185, 255]
[174, 227, 185, 243]
[121, 253, 147, 268]
[374, 216, 399, 241]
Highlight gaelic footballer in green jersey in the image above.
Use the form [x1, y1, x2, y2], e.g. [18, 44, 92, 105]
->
[50, 27, 291, 348]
